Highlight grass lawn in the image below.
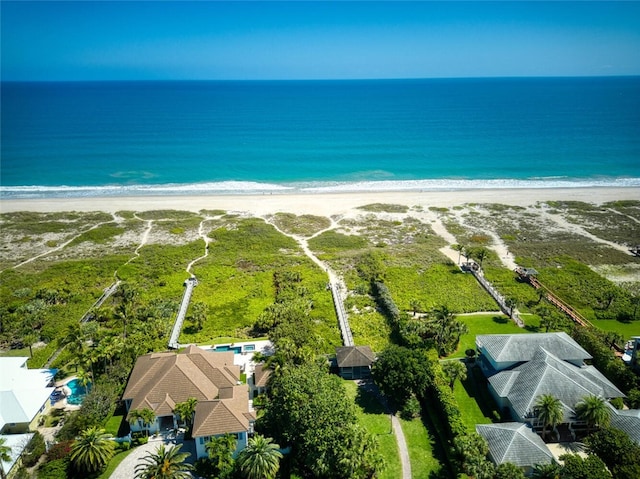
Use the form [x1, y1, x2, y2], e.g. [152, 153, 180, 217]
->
[452, 363, 501, 431]
[96, 448, 135, 479]
[451, 313, 535, 358]
[104, 415, 124, 437]
[400, 417, 443, 479]
[591, 318, 640, 338]
[343, 380, 401, 479]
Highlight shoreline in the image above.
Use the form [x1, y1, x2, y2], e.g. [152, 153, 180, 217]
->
[1, 187, 638, 215]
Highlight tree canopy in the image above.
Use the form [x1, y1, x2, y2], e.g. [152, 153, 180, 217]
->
[258, 362, 384, 478]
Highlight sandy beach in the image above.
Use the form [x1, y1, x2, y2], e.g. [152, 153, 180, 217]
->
[2, 187, 639, 215]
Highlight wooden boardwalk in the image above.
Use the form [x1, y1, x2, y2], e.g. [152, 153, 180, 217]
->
[168, 277, 198, 349]
[330, 282, 354, 347]
[515, 268, 591, 328]
[463, 262, 524, 327]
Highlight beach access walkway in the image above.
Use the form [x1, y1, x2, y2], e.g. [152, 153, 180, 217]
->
[330, 282, 354, 347]
[515, 267, 592, 328]
[168, 277, 197, 349]
[463, 262, 525, 327]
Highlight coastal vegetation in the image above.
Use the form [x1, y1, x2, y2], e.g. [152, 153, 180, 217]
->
[1, 199, 639, 477]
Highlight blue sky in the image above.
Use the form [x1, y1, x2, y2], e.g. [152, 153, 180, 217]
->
[2, 1, 640, 80]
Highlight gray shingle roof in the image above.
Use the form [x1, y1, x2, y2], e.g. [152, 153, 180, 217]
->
[610, 407, 640, 445]
[489, 347, 624, 419]
[336, 346, 375, 368]
[476, 422, 554, 467]
[477, 332, 591, 364]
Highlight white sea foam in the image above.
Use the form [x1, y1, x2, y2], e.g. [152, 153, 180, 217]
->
[1, 177, 639, 199]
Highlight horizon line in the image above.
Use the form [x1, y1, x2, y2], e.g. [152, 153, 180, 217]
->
[3, 74, 640, 83]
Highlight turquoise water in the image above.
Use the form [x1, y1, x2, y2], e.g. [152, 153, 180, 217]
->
[2, 77, 639, 198]
[213, 345, 243, 354]
[66, 378, 89, 405]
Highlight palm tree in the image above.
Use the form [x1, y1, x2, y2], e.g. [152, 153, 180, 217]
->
[0, 438, 12, 479]
[205, 434, 236, 478]
[69, 426, 115, 474]
[237, 434, 283, 479]
[452, 244, 466, 265]
[534, 394, 564, 440]
[135, 444, 193, 479]
[173, 397, 198, 429]
[531, 462, 560, 479]
[575, 395, 611, 432]
[442, 360, 467, 390]
[189, 302, 207, 331]
[129, 407, 156, 437]
[473, 247, 489, 268]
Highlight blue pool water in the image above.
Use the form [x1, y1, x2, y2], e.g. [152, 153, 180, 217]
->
[214, 345, 242, 354]
[66, 378, 90, 405]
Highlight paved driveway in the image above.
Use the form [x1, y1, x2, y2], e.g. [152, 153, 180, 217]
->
[109, 435, 196, 479]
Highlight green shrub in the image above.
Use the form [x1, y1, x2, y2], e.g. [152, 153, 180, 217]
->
[37, 458, 70, 479]
[22, 431, 46, 467]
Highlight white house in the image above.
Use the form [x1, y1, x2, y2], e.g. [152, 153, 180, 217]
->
[0, 357, 56, 434]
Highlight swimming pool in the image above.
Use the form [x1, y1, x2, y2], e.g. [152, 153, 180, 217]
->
[212, 344, 256, 354]
[214, 345, 242, 354]
[66, 378, 90, 405]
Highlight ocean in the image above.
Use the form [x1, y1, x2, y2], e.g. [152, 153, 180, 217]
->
[1, 77, 639, 199]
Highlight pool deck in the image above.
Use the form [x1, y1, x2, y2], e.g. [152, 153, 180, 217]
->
[200, 340, 273, 377]
[51, 375, 82, 411]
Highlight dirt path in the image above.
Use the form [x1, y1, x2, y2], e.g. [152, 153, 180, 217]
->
[186, 217, 213, 276]
[123, 215, 153, 267]
[541, 209, 633, 255]
[607, 207, 640, 225]
[10, 214, 118, 270]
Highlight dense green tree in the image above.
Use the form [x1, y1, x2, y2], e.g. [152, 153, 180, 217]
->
[584, 426, 640, 477]
[372, 345, 432, 408]
[453, 432, 492, 478]
[494, 462, 525, 479]
[259, 362, 382, 478]
[534, 394, 564, 440]
[69, 427, 115, 474]
[135, 444, 193, 479]
[575, 395, 611, 432]
[441, 360, 467, 390]
[237, 434, 283, 479]
[558, 453, 611, 479]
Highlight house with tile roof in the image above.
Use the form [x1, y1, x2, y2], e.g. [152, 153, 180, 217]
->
[476, 423, 555, 476]
[476, 332, 591, 376]
[249, 363, 271, 399]
[610, 406, 640, 445]
[335, 346, 375, 379]
[0, 357, 56, 434]
[487, 346, 624, 436]
[122, 345, 255, 458]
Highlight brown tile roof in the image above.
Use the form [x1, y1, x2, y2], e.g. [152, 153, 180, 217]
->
[192, 385, 253, 437]
[123, 346, 240, 417]
[336, 346, 375, 368]
[253, 363, 271, 388]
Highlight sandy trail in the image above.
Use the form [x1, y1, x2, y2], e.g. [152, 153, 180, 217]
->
[607, 207, 640, 225]
[540, 208, 633, 256]
[186, 218, 213, 276]
[451, 208, 519, 270]
[264, 216, 342, 286]
[9, 214, 118, 271]
[123, 215, 154, 267]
